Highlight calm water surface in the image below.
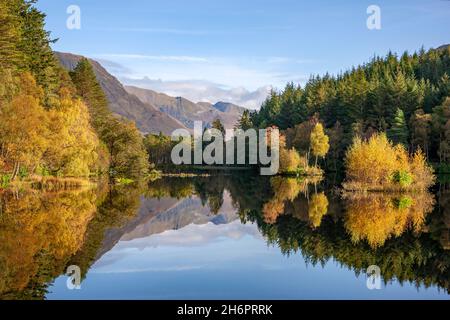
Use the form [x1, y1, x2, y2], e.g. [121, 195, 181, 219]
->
[1, 176, 449, 299]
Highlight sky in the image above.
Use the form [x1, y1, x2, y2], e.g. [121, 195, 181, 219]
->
[37, 0, 450, 109]
[46, 192, 448, 299]
[47, 221, 449, 299]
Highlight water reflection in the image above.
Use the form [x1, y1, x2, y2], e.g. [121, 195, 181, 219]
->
[0, 175, 449, 299]
[0, 188, 98, 299]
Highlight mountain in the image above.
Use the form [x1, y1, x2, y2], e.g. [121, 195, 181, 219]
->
[94, 191, 238, 260]
[125, 85, 246, 130]
[212, 101, 245, 114]
[55, 52, 187, 135]
[436, 44, 450, 52]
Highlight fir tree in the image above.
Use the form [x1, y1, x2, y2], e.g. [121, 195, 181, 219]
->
[388, 108, 409, 146]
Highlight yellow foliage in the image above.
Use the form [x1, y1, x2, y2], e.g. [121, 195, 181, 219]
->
[279, 147, 302, 174]
[410, 148, 436, 190]
[0, 72, 101, 179]
[263, 177, 303, 224]
[308, 192, 329, 228]
[0, 189, 97, 295]
[310, 123, 330, 159]
[0, 73, 48, 172]
[344, 133, 435, 191]
[45, 98, 100, 177]
[343, 192, 434, 248]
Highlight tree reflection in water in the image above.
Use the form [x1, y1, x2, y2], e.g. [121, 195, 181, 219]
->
[0, 175, 448, 299]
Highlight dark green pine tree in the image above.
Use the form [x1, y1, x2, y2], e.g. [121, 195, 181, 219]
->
[211, 119, 225, 135]
[17, 0, 59, 104]
[236, 110, 253, 130]
[70, 58, 110, 129]
[388, 108, 409, 146]
[0, 0, 22, 69]
[277, 82, 306, 129]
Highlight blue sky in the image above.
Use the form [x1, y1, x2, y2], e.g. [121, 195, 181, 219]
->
[47, 220, 448, 299]
[37, 0, 450, 108]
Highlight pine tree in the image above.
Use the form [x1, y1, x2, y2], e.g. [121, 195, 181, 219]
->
[211, 119, 225, 134]
[70, 58, 110, 128]
[0, 0, 22, 69]
[388, 108, 409, 146]
[236, 110, 253, 130]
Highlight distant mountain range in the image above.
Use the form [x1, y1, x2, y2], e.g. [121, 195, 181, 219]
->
[126, 86, 246, 130]
[55, 52, 246, 134]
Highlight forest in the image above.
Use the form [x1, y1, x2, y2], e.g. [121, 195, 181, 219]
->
[0, 0, 148, 189]
[250, 45, 450, 176]
[145, 46, 449, 190]
[1, 0, 449, 192]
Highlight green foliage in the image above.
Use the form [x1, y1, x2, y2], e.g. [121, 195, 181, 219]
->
[392, 196, 413, 210]
[391, 170, 414, 188]
[18, 166, 28, 179]
[144, 133, 177, 167]
[251, 46, 450, 165]
[115, 177, 134, 185]
[0, 174, 11, 188]
[388, 108, 409, 146]
[211, 119, 225, 134]
[236, 110, 253, 130]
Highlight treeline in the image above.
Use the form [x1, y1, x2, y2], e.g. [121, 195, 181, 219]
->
[250, 46, 450, 171]
[0, 0, 148, 186]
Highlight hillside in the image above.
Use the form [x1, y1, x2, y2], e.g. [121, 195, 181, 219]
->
[55, 52, 187, 135]
[125, 85, 246, 129]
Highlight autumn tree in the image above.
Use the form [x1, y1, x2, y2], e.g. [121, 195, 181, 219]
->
[344, 133, 434, 191]
[70, 59, 149, 179]
[0, 72, 48, 180]
[44, 98, 100, 177]
[308, 192, 329, 228]
[310, 123, 330, 166]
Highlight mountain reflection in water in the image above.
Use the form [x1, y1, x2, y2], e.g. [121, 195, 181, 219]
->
[0, 175, 449, 299]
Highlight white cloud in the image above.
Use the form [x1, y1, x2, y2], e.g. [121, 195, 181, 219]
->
[122, 77, 271, 109]
[117, 220, 262, 249]
[89, 54, 313, 109]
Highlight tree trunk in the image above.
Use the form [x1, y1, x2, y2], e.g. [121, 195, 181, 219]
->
[11, 162, 19, 181]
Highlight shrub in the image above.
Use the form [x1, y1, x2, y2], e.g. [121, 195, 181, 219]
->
[279, 147, 302, 174]
[392, 196, 413, 209]
[391, 170, 413, 188]
[344, 134, 435, 191]
[1, 174, 11, 188]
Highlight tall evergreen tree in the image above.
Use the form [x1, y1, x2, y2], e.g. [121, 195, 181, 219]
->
[388, 108, 409, 146]
[236, 110, 253, 130]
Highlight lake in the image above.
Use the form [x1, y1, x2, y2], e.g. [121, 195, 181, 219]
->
[0, 175, 449, 300]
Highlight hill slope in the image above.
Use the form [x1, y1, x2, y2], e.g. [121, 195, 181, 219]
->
[55, 52, 187, 135]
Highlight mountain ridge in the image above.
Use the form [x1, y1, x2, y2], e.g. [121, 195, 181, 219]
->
[55, 52, 187, 135]
[56, 52, 247, 134]
[125, 85, 246, 129]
